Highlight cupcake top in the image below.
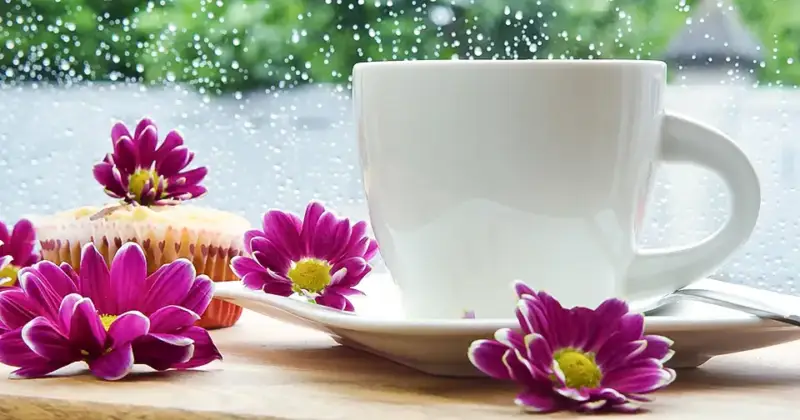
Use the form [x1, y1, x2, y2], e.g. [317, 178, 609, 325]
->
[53, 204, 250, 230]
[32, 204, 251, 242]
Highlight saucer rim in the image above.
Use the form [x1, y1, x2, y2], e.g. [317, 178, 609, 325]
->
[213, 281, 790, 336]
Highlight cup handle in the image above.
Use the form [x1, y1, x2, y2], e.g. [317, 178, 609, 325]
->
[626, 112, 761, 299]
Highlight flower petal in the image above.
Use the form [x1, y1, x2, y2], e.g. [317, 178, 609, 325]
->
[342, 220, 369, 257]
[113, 136, 137, 174]
[326, 218, 353, 262]
[0, 255, 11, 271]
[615, 313, 645, 343]
[156, 145, 191, 177]
[137, 124, 159, 167]
[324, 286, 365, 297]
[89, 344, 134, 381]
[493, 328, 525, 350]
[513, 280, 536, 299]
[251, 243, 291, 274]
[0, 329, 59, 368]
[230, 255, 267, 279]
[9, 362, 71, 379]
[171, 326, 222, 369]
[134, 117, 155, 139]
[110, 122, 131, 144]
[315, 291, 354, 311]
[515, 390, 562, 413]
[594, 387, 629, 404]
[165, 185, 206, 201]
[172, 167, 207, 187]
[263, 210, 303, 260]
[241, 271, 293, 296]
[502, 348, 536, 384]
[242, 229, 266, 254]
[0, 289, 39, 331]
[149, 305, 200, 332]
[149, 332, 194, 346]
[57, 293, 83, 332]
[78, 243, 113, 314]
[300, 201, 325, 254]
[524, 333, 554, 367]
[21, 316, 75, 361]
[132, 334, 194, 371]
[363, 238, 379, 262]
[554, 386, 590, 402]
[579, 400, 607, 412]
[596, 339, 648, 369]
[8, 219, 36, 264]
[611, 402, 643, 413]
[156, 130, 184, 157]
[141, 259, 195, 314]
[59, 263, 80, 283]
[93, 163, 123, 194]
[33, 261, 78, 298]
[68, 298, 106, 356]
[583, 298, 629, 352]
[263, 279, 295, 296]
[309, 211, 339, 260]
[157, 146, 190, 177]
[602, 367, 676, 394]
[107, 311, 150, 348]
[18, 270, 62, 321]
[641, 335, 674, 362]
[0, 222, 8, 244]
[533, 292, 571, 349]
[329, 257, 369, 288]
[516, 296, 550, 338]
[179, 276, 214, 316]
[467, 339, 512, 380]
[110, 243, 147, 313]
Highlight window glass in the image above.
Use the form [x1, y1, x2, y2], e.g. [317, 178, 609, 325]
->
[1, 0, 796, 293]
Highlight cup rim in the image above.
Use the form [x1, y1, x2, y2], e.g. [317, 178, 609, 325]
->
[354, 58, 666, 70]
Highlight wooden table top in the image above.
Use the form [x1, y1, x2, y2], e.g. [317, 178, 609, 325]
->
[0, 310, 798, 419]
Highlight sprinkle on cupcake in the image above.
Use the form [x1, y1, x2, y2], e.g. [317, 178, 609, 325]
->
[92, 118, 208, 207]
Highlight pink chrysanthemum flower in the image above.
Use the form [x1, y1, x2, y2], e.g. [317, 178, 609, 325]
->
[468, 281, 676, 413]
[0, 219, 41, 287]
[0, 242, 221, 380]
[92, 117, 208, 206]
[231, 201, 379, 312]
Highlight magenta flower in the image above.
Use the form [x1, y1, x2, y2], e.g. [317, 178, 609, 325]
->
[0, 242, 221, 380]
[230, 201, 379, 312]
[0, 219, 41, 287]
[0, 253, 11, 285]
[468, 281, 676, 413]
[92, 117, 208, 206]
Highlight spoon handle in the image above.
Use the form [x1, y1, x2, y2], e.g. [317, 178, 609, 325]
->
[670, 286, 800, 328]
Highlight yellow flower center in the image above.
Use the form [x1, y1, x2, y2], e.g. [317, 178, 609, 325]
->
[554, 349, 602, 389]
[287, 258, 332, 294]
[99, 314, 118, 331]
[128, 168, 165, 201]
[0, 264, 20, 287]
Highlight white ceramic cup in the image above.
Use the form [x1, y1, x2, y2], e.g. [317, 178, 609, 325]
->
[353, 60, 760, 320]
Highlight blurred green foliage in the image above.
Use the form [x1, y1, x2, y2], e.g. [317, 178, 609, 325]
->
[0, 0, 794, 93]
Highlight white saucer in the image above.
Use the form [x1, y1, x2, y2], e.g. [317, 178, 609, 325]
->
[213, 274, 800, 377]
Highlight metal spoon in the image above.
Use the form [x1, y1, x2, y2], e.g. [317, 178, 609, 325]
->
[655, 278, 800, 328]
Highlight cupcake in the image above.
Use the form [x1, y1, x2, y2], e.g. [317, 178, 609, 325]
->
[32, 117, 251, 329]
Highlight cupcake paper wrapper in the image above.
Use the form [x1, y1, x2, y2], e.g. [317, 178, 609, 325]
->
[34, 211, 247, 329]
